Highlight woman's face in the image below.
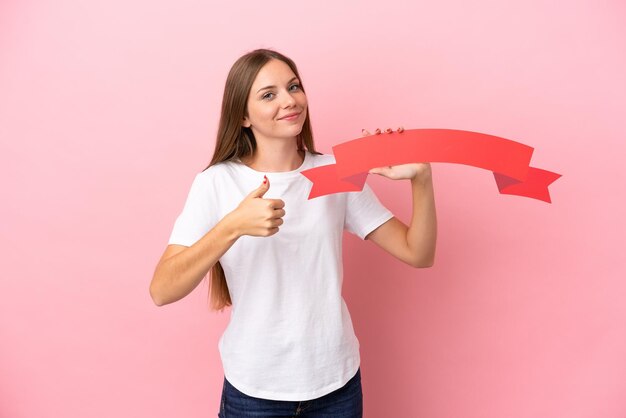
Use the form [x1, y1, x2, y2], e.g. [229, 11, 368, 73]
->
[242, 59, 308, 144]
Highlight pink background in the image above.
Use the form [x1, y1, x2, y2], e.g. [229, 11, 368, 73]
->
[1, 0, 625, 417]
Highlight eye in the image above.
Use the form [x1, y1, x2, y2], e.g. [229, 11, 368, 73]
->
[289, 83, 301, 91]
[262, 92, 275, 100]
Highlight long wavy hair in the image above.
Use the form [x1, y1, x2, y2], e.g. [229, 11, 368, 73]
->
[203, 48, 322, 312]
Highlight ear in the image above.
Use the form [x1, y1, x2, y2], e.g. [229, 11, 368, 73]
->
[242, 116, 251, 128]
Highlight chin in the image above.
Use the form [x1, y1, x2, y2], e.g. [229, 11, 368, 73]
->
[284, 125, 304, 137]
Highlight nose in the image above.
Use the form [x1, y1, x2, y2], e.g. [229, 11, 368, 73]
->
[281, 91, 296, 108]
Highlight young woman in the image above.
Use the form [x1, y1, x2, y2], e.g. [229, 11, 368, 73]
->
[150, 48, 437, 418]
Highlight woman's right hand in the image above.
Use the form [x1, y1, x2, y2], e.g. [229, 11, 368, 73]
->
[227, 175, 285, 238]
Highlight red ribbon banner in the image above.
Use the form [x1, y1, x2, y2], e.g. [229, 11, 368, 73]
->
[300, 129, 561, 203]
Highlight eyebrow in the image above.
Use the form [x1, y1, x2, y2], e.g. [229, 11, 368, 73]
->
[256, 77, 299, 94]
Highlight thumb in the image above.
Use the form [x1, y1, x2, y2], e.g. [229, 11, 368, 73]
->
[369, 167, 388, 176]
[248, 175, 270, 198]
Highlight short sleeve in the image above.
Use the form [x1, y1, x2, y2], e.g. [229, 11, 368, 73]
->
[167, 173, 213, 247]
[344, 182, 394, 240]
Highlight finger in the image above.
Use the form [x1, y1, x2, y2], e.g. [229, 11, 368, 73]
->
[269, 199, 285, 209]
[271, 210, 286, 220]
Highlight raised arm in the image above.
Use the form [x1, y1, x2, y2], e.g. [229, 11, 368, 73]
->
[150, 175, 285, 306]
[366, 165, 437, 268]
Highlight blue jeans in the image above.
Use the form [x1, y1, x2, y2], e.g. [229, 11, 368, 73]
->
[217, 368, 363, 417]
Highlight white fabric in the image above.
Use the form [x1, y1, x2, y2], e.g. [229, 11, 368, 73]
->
[168, 151, 394, 401]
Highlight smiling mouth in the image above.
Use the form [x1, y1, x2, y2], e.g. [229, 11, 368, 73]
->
[279, 112, 301, 120]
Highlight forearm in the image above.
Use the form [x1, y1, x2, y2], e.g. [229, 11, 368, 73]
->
[150, 214, 240, 306]
[407, 172, 437, 267]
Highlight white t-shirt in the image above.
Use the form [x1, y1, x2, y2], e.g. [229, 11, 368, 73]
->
[168, 150, 394, 401]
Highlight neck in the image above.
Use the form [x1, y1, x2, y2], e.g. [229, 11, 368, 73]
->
[241, 142, 305, 172]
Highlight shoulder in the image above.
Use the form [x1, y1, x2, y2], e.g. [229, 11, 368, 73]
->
[196, 160, 238, 182]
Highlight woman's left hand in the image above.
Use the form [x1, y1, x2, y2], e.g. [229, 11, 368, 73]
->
[362, 128, 432, 181]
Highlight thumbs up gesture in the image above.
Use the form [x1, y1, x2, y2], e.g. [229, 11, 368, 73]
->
[228, 175, 286, 238]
